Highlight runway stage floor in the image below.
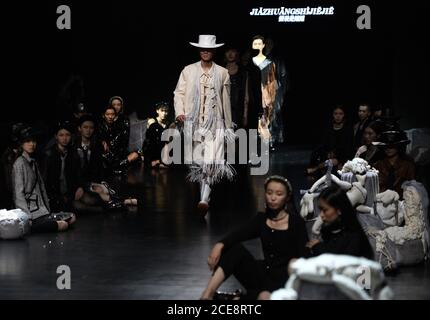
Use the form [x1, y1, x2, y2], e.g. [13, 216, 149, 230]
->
[1, 146, 429, 299]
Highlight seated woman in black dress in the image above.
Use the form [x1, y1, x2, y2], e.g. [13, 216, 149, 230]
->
[305, 184, 373, 258]
[258, 184, 374, 300]
[200, 175, 308, 300]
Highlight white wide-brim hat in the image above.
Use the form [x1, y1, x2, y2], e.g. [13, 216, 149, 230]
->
[189, 35, 224, 48]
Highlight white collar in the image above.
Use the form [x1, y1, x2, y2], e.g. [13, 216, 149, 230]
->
[199, 62, 215, 76]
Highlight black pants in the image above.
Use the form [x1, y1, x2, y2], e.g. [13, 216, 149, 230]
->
[218, 244, 287, 300]
[31, 215, 58, 233]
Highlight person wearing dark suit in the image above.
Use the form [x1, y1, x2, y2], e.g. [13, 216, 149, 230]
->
[353, 103, 373, 151]
[12, 125, 76, 233]
[42, 121, 81, 212]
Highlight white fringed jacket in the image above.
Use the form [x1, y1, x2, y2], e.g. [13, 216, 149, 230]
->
[173, 61, 232, 131]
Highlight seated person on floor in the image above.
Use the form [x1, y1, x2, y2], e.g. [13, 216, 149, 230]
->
[353, 103, 373, 151]
[73, 115, 137, 211]
[306, 105, 353, 181]
[200, 175, 308, 300]
[109, 96, 129, 137]
[43, 102, 89, 153]
[42, 121, 81, 213]
[12, 125, 76, 233]
[373, 130, 415, 199]
[355, 120, 387, 166]
[304, 185, 373, 259]
[109, 95, 144, 161]
[143, 101, 171, 168]
[99, 105, 140, 175]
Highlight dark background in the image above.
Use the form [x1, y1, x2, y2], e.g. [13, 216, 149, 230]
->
[2, 0, 429, 149]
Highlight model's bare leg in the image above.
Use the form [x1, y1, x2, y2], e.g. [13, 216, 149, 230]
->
[200, 267, 225, 300]
[202, 183, 211, 203]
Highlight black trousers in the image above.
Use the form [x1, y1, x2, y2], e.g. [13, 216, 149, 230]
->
[218, 244, 287, 300]
[31, 215, 58, 233]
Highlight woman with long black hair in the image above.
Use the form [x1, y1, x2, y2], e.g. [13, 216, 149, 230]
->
[305, 184, 373, 259]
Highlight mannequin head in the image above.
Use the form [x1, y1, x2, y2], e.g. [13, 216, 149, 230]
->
[252, 35, 265, 55]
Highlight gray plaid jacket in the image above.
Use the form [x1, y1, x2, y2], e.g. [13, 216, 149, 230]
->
[12, 152, 50, 220]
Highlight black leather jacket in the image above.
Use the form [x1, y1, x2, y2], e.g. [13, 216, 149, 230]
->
[98, 115, 130, 172]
